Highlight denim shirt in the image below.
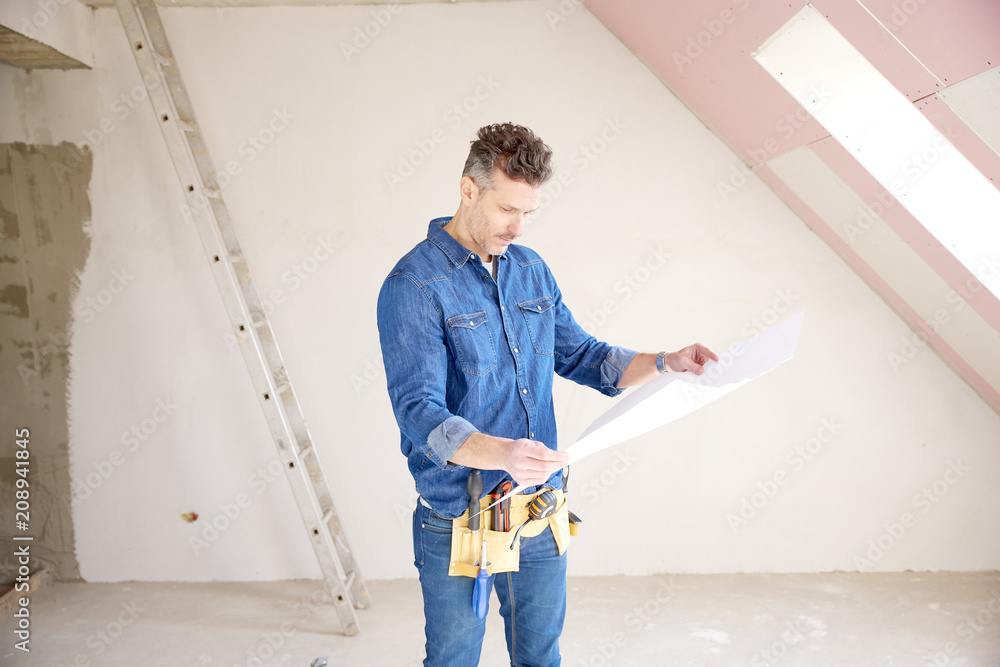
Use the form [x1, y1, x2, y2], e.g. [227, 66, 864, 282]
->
[377, 218, 637, 518]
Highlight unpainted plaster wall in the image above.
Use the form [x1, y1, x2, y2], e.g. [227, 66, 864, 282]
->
[0, 141, 92, 582]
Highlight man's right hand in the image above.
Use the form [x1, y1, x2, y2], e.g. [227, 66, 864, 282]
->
[448, 433, 568, 486]
[503, 438, 569, 487]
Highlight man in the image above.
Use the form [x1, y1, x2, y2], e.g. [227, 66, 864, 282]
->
[377, 123, 716, 666]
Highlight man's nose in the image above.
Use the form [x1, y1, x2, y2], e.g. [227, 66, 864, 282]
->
[509, 216, 525, 238]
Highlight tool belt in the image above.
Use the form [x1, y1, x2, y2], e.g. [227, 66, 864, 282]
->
[448, 489, 573, 578]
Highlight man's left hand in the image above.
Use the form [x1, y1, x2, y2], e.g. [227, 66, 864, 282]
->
[663, 343, 719, 375]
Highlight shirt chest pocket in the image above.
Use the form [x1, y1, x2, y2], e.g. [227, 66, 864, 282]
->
[517, 296, 555, 356]
[445, 311, 497, 376]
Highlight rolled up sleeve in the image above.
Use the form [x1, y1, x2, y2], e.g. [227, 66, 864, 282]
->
[426, 415, 479, 464]
[600, 345, 639, 395]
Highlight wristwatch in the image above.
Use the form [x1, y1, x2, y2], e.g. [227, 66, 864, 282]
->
[656, 351, 667, 374]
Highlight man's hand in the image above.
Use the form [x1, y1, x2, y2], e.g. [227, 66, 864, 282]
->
[449, 433, 568, 486]
[663, 343, 719, 375]
[502, 439, 569, 487]
[619, 343, 720, 387]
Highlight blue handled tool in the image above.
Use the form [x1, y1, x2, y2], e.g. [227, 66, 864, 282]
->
[473, 530, 489, 619]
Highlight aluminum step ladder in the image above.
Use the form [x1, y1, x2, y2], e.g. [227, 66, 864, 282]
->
[114, 0, 369, 635]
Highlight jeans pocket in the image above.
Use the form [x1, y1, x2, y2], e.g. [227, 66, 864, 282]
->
[415, 505, 454, 567]
[423, 513, 454, 535]
[518, 296, 555, 356]
[446, 311, 497, 376]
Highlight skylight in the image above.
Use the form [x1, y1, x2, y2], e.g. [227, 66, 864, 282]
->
[754, 4, 1000, 298]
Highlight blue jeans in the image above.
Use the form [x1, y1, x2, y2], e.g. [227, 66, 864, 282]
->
[413, 502, 567, 667]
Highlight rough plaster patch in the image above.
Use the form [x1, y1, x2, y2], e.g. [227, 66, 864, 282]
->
[0, 142, 91, 582]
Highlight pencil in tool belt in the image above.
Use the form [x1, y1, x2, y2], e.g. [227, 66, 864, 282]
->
[491, 480, 513, 532]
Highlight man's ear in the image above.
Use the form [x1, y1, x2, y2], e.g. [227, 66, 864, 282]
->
[459, 175, 479, 206]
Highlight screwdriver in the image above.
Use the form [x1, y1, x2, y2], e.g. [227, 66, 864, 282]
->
[467, 469, 482, 531]
[473, 530, 489, 619]
[467, 469, 488, 619]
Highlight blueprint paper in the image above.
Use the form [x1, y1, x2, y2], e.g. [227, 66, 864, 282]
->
[566, 311, 804, 464]
[476, 312, 804, 515]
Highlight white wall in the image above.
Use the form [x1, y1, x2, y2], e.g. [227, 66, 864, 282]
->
[1, 0, 998, 581]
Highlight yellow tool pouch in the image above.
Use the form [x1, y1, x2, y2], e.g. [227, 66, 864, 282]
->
[449, 489, 571, 578]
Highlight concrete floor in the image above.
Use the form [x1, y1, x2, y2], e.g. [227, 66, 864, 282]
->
[2, 572, 999, 666]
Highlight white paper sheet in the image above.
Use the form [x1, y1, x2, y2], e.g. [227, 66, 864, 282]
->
[475, 311, 805, 515]
[566, 310, 804, 464]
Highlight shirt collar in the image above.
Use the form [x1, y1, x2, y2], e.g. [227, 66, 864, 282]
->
[427, 217, 508, 269]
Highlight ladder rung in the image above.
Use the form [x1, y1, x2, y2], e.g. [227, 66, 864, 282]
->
[331, 531, 351, 555]
[275, 382, 290, 394]
[152, 50, 172, 68]
[178, 119, 196, 134]
[202, 187, 221, 200]
[344, 570, 356, 590]
[250, 319, 266, 329]
[321, 509, 333, 525]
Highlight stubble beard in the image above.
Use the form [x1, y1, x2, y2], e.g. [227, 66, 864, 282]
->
[468, 200, 505, 259]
